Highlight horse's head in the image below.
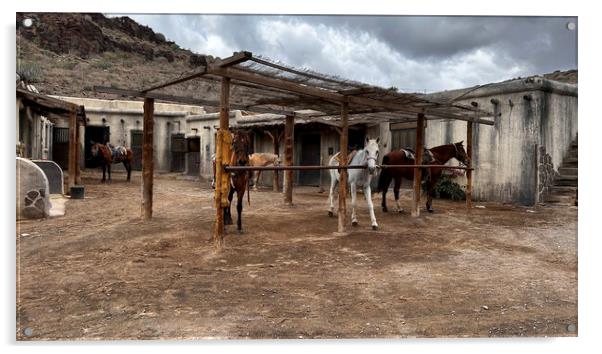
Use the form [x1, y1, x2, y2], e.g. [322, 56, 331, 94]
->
[452, 141, 469, 166]
[90, 141, 101, 157]
[364, 136, 380, 175]
[232, 130, 251, 166]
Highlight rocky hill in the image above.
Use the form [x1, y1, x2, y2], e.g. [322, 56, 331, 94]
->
[543, 69, 578, 84]
[16, 12, 217, 103]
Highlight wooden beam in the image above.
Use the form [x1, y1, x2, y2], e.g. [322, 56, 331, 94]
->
[17, 88, 78, 114]
[338, 87, 383, 95]
[93, 86, 296, 116]
[141, 66, 207, 93]
[217, 51, 252, 67]
[67, 110, 77, 192]
[283, 115, 294, 205]
[412, 112, 425, 217]
[214, 77, 230, 249]
[338, 100, 349, 233]
[466, 119, 474, 209]
[142, 98, 154, 220]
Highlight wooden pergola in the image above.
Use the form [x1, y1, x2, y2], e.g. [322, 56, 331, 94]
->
[94, 51, 496, 249]
[17, 87, 86, 191]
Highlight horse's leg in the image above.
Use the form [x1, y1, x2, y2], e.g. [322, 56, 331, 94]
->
[393, 177, 403, 213]
[253, 170, 261, 191]
[124, 161, 131, 182]
[381, 174, 391, 212]
[350, 182, 358, 226]
[101, 164, 106, 183]
[328, 171, 337, 217]
[107, 164, 112, 184]
[364, 183, 378, 230]
[224, 188, 235, 225]
[236, 189, 245, 233]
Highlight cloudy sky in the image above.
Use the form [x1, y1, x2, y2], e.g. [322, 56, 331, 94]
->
[121, 15, 577, 93]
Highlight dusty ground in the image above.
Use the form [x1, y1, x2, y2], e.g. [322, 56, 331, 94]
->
[16, 170, 577, 340]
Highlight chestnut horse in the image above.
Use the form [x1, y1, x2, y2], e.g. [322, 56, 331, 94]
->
[249, 153, 281, 190]
[90, 142, 133, 183]
[377, 142, 469, 213]
[223, 130, 252, 233]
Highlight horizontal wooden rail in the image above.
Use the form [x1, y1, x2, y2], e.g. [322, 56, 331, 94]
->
[224, 164, 474, 171]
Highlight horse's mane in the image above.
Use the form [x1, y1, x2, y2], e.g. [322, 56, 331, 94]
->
[350, 148, 367, 165]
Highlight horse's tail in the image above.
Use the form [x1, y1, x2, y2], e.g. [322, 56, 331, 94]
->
[376, 155, 391, 193]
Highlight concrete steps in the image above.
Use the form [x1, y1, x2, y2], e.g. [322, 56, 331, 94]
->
[545, 136, 578, 206]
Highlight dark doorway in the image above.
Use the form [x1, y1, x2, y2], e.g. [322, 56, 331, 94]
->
[348, 129, 366, 151]
[298, 133, 321, 186]
[130, 130, 143, 171]
[170, 133, 186, 172]
[52, 127, 69, 169]
[85, 126, 110, 168]
[186, 137, 201, 176]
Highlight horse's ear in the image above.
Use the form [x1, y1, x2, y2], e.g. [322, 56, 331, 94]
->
[365, 136, 369, 145]
[457, 140, 464, 145]
[376, 136, 381, 144]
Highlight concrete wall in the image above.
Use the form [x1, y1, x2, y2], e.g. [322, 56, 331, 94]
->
[17, 98, 54, 160]
[425, 77, 577, 205]
[55, 96, 205, 172]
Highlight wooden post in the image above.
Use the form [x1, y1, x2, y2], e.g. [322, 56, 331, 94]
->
[283, 115, 294, 205]
[273, 128, 281, 192]
[214, 77, 230, 249]
[338, 101, 349, 233]
[412, 112, 425, 217]
[466, 119, 474, 209]
[75, 118, 82, 185]
[141, 98, 154, 220]
[67, 109, 77, 192]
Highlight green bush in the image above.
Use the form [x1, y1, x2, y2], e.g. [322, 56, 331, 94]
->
[17, 61, 43, 83]
[61, 61, 78, 70]
[424, 175, 466, 200]
[91, 60, 112, 70]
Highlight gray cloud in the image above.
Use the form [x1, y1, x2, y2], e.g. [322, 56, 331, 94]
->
[119, 14, 577, 92]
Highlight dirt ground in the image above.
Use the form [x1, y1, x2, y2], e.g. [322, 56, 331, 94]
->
[16, 170, 578, 340]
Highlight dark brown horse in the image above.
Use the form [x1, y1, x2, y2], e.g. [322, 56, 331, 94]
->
[90, 142, 133, 183]
[377, 142, 469, 213]
[224, 130, 252, 233]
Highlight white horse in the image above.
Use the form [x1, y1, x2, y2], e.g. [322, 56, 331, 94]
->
[328, 137, 380, 230]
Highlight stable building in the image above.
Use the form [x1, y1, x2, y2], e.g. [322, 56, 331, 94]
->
[52, 96, 205, 174]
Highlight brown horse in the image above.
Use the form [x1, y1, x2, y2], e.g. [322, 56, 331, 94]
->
[377, 142, 469, 213]
[90, 142, 133, 183]
[224, 130, 252, 233]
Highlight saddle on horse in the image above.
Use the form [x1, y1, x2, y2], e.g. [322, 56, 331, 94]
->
[333, 149, 358, 165]
[401, 147, 435, 164]
[106, 143, 128, 162]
